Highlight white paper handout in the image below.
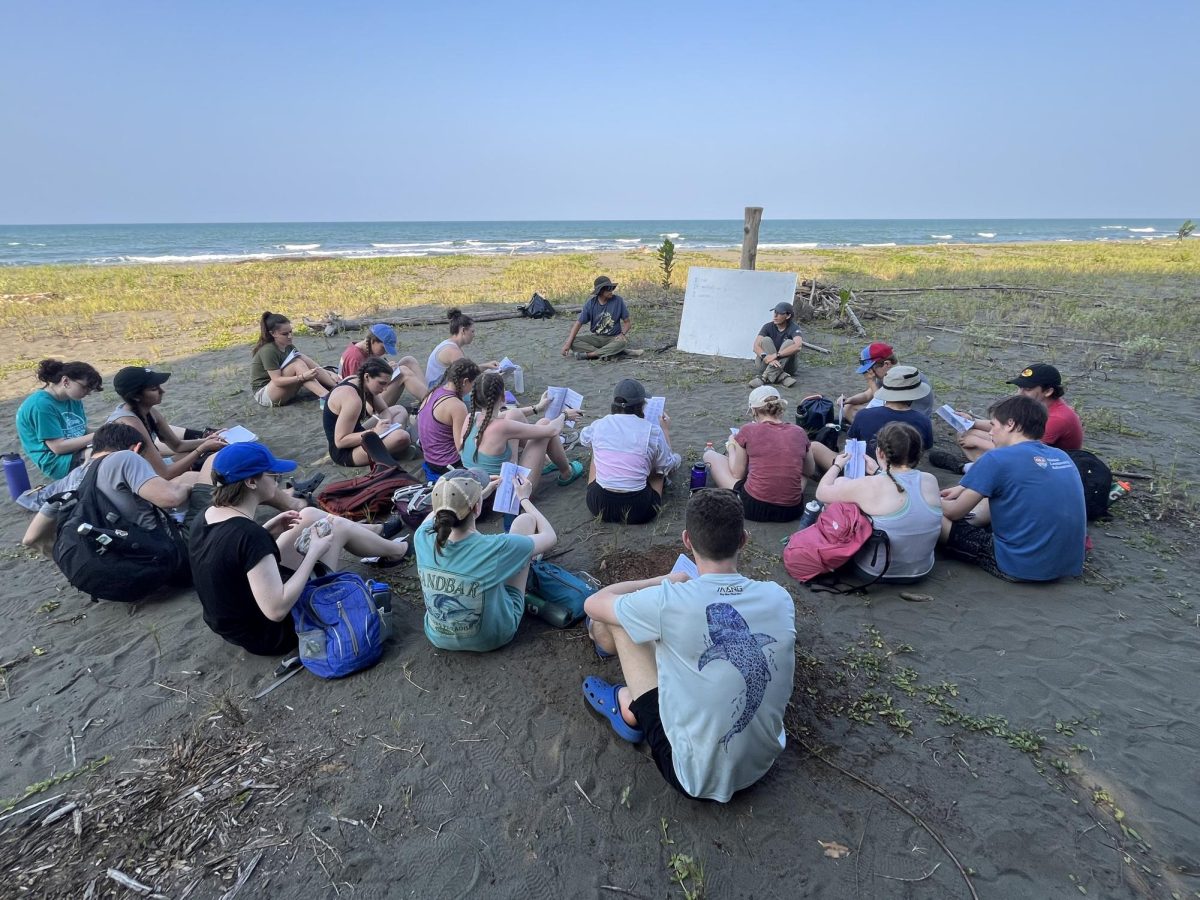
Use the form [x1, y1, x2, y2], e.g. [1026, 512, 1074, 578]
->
[644, 396, 666, 424]
[220, 425, 258, 444]
[545, 386, 584, 425]
[844, 439, 867, 480]
[671, 554, 700, 579]
[495, 357, 524, 392]
[492, 461, 533, 516]
[377, 422, 407, 439]
[936, 404, 975, 434]
[496, 357, 519, 373]
[279, 347, 301, 370]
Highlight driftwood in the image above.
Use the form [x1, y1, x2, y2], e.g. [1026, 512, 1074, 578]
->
[917, 322, 1179, 353]
[793, 279, 869, 338]
[302, 306, 583, 335]
[856, 284, 1132, 302]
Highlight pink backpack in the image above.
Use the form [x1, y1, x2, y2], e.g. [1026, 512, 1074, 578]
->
[783, 502, 875, 582]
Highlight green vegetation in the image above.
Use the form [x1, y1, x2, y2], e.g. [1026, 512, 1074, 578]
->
[656, 236, 676, 288]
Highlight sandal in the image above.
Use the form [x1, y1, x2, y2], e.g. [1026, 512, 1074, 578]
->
[556, 459, 585, 486]
[542, 460, 559, 476]
[364, 537, 413, 569]
[585, 616, 615, 660]
[582, 677, 643, 743]
[289, 472, 326, 495]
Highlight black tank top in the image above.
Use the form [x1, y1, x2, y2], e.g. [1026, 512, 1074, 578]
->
[322, 379, 366, 459]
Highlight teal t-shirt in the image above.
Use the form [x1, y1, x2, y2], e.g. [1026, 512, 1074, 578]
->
[413, 523, 534, 652]
[16, 390, 88, 480]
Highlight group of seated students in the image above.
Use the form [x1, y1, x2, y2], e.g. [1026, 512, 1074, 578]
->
[12, 283, 1096, 802]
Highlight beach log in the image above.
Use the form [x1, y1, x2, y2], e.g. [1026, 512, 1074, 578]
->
[741, 207, 763, 270]
[303, 306, 585, 334]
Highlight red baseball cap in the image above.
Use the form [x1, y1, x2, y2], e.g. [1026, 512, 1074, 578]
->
[856, 342, 895, 374]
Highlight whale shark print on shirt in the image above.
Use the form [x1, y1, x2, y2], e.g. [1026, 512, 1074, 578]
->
[697, 602, 778, 748]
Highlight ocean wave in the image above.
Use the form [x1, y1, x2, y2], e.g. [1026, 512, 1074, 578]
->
[1128, 227, 1155, 233]
[860, 242, 897, 247]
[615, 238, 641, 243]
[1100, 225, 1126, 230]
[659, 232, 681, 239]
[280, 243, 320, 250]
[112, 252, 279, 264]
[371, 241, 453, 249]
[975, 232, 996, 238]
[760, 242, 819, 249]
[930, 234, 953, 240]
[545, 238, 601, 244]
[6, 242, 20, 246]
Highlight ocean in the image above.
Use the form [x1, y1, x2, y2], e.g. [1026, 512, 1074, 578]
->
[0, 219, 1190, 267]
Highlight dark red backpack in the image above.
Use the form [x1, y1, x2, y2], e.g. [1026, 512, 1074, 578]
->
[317, 466, 419, 521]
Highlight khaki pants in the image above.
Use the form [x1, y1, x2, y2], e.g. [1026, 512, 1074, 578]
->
[572, 332, 629, 359]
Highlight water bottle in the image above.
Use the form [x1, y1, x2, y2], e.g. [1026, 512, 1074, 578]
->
[4, 453, 31, 501]
[689, 463, 708, 491]
[797, 500, 823, 529]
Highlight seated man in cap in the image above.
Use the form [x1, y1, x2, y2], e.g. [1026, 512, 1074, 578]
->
[935, 364, 1083, 474]
[749, 302, 804, 388]
[581, 488, 796, 802]
[561, 275, 642, 361]
[339, 323, 427, 407]
[940, 395, 1086, 582]
[840, 341, 934, 422]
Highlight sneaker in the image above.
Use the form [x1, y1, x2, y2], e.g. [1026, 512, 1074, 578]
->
[928, 448, 965, 474]
[574, 352, 590, 361]
[781, 375, 797, 388]
[748, 377, 764, 388]
[624, 348, 645, 357]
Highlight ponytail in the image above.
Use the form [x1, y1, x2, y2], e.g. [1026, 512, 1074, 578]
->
[253, 311, 290, 355]
[874, 422, 923, 494]
[35, 358, 102, 391]
[433, 509, 464, 555]
[354, 357, 392, 418]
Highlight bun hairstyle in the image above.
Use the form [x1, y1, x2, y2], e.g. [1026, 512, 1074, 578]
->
[253, 311, 291, 354]
[752, 396, 787, 419]
[444, 358, 481, 395]
[35, 359, 102, 391]
[874, 422, 924, 493]
[464, 372, 506, 462]
[447, 308, 473, 336]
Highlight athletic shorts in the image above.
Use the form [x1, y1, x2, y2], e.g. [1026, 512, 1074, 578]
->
[253, 385, 279, 408]
[944, 520, 1015, 581]
[734, 480, 804, 523]
[586, 481, 662, 524]
[628, 689, 703, 800]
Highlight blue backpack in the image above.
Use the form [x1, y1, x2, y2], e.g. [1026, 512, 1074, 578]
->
[292, 571, 391, 678]
[524, 560, 597, 628]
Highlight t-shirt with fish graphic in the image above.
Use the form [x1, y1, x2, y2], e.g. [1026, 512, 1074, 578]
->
[615, 574, 795, 802]
[413, 525, 534, 652]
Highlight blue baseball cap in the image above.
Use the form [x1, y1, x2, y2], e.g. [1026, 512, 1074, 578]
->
[369, 323, 398, 356]
[855, 341, 895, 374]
[212, 442, 297, 484]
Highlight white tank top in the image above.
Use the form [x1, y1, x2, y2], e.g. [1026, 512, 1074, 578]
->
[854, 469, 942, 581]
[424, 339, 457, 388]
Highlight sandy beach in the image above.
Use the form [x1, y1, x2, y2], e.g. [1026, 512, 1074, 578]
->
[1, 245, 1197, 898]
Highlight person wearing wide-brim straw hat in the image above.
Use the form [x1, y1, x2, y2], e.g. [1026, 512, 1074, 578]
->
[845, 366, 934, 456]
[560, 275, 643, 361]
[412, 467, 557, 652]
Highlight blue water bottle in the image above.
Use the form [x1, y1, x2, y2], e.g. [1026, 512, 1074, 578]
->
[4, 453, 31, 501]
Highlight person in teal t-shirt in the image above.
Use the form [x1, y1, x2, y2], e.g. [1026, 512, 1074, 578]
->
[414, 468, 557, 652]
[15, 359, 102, 480]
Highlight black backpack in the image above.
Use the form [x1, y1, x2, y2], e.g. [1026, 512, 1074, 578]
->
[518, 292, 556, 319]
[796, 394, 835, 435]
[53, 457, 190, 603]
[1067, 449, 1112, 521]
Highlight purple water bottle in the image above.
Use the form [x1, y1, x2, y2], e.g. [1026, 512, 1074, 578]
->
[4, 453, 31, 501]
[689, 463, 708, 492]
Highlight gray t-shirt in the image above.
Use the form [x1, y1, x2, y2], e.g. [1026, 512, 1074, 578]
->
[577, 294, 630, 336]
[94, 450, 162, 531]
[615, 574, 796, 802]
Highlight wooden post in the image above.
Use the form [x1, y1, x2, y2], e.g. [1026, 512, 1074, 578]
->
[741, 207, 763, 270]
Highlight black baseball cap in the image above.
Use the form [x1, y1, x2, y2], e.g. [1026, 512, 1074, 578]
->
[1007, 364, 1062, 388]
[113, 366, 171, 397]
[613, 378, 646, 406]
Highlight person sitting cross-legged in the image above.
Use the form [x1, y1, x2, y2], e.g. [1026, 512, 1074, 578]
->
[939, 395, 1086, 583]
[749, 302, 803, 388]
[582, 489, 796, 803]
[561, 275, 642, 361]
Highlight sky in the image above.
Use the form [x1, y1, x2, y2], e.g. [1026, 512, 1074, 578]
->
[2, 1, 1196, 223]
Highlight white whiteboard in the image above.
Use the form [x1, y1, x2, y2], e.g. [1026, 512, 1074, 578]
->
[677, 267, 798, 359]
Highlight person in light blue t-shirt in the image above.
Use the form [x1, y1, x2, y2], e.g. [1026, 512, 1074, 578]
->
[15, 359, 102, 481]
[413, 468, 557, 652]
[583, 489, 796, 803]
[940, 394, 1086, 582]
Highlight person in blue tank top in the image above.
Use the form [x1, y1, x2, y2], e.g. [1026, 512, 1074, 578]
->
[939, 395, 1086, 582]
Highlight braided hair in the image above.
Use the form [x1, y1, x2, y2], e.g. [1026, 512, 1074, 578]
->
[464, 372, 505, 462]
[874, 422, 923, 494]
[444, 357, 481, 396]
[353, 357, 393, 421]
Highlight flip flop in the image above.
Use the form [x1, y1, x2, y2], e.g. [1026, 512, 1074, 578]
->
[379, 512, 406, 541]
[556, 459, 585, 486]
[585, 616, 615, 660]
[364, 537, 413, 568]
[582, 677, 643, 743]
